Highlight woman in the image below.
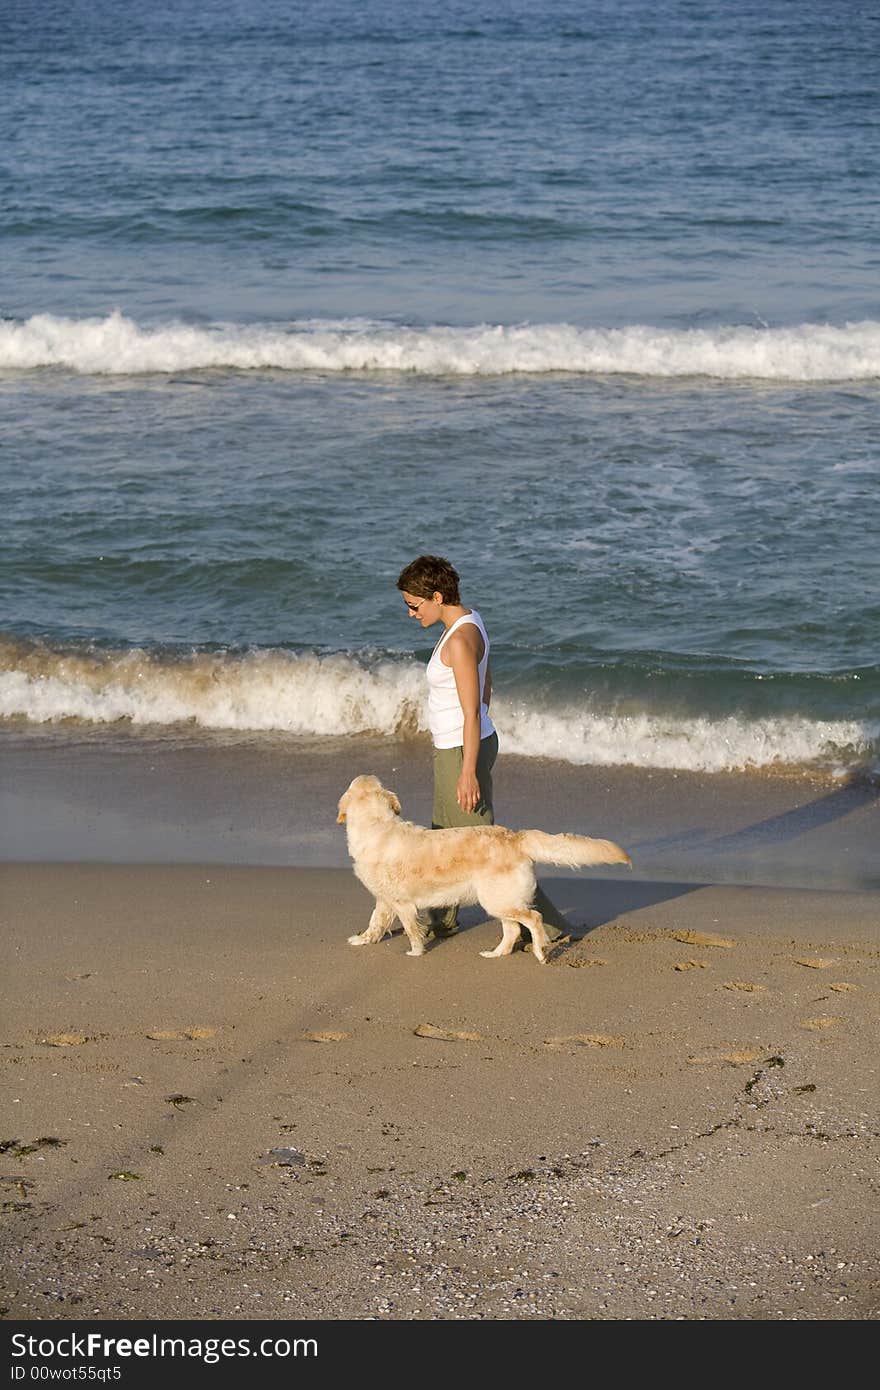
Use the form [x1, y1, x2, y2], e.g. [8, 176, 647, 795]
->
[396, 554, 569, 943]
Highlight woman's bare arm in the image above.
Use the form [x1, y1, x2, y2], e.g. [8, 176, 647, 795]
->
[446, 629, 484, 812]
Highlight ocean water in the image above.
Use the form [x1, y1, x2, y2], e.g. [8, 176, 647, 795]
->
[2, 0, 879, 779]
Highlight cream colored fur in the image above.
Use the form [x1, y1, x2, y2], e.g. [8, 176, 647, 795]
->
[336, 774, 631, 964]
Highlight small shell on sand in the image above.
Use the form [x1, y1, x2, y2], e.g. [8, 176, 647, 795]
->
[262, 1147, 306, 1166]
[414, 1023, 482, 1042]
[671, 930, 734, 948]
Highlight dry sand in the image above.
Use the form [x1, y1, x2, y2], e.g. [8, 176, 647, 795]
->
[1, 862, 878, 1320]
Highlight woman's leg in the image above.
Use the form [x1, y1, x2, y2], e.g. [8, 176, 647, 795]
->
[426, 733, 498, 934]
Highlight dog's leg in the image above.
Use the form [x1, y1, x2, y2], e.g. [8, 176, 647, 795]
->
[394, 904, 429, 958]
[348, 900, 395, 947]
[479, 917, 522, 959]
[479, 909, 551, 963]
[514, 908, 552, 964]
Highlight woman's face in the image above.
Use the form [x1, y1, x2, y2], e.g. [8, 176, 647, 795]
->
[401, 590, 441, 628]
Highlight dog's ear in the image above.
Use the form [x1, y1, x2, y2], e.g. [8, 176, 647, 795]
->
[336, 793, 348, 825]
[384, 790, 401, 816]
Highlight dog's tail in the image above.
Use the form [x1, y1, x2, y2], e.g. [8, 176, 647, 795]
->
[517, 829, 631, 870]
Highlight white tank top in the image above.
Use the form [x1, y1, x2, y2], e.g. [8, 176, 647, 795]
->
[426, 609, 496, 749]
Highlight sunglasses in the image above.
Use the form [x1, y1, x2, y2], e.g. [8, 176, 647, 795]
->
[404, 598, 428, 613]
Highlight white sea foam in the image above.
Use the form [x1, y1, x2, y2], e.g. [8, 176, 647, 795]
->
[2, 311, 880, 380]
[1, 640, 875, 776]
[0, 644, 426, 739]
[497, 704, 875, 777]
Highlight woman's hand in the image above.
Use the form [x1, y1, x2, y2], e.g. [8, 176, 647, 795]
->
[456, 769, 481, 814]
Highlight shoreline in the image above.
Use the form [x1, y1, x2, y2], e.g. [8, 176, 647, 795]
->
[1, 862, 878, 1320]
[2, 731, 877, 892]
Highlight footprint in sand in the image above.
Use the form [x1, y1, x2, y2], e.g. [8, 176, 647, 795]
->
[543, 1032, 624, 1048]
[146, 1027, 218, 1041]
[566, 958, 608, 969]
[296, 1030, 349, 1043]
[688, 1047, 766, 1065]
[794, 958, 836, 970]
[800, 1016, 842, 1031]
[674, 960, 710, 972]
[829, 983, 858, 993]
[723, 981, 767, 993]
[671, 930, 734, 949]
[40, 1033, 91, 1046]
[413, 1023, 482, 1042]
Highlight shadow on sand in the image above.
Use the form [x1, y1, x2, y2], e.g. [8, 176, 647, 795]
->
[634, 774, 879, 857]
[454, 877, 706, 941]
[450, 776, 878, 942]
[539, 876, 706, 935]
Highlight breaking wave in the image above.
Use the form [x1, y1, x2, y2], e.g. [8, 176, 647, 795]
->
[2, 311, 880, 380]
[1, 636, 875, 777]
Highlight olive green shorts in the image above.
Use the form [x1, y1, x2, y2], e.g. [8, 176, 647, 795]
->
[431, 731, 498, 828]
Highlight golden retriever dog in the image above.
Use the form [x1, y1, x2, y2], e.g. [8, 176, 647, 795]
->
[337, 774, 631, 964]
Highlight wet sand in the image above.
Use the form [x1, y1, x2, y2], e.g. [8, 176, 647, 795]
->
[3, 730, 878, 891]
[1, 860, 878, 1320]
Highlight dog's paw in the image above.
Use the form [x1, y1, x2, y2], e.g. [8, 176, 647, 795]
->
[348, 933, 370, 946]
[405, 946, 426, 957]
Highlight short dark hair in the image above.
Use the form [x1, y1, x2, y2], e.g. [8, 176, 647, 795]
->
[396, 555, 461, 605]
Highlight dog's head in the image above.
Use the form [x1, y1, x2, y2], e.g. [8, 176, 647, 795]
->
[336, 774, 402, 825]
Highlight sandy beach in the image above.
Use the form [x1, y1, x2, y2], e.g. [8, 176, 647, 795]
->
[2, 832, 878, 1319]
[4, 0, 880, 1335]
